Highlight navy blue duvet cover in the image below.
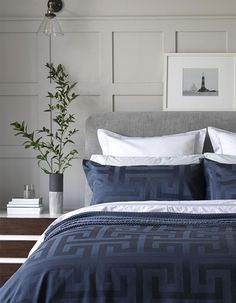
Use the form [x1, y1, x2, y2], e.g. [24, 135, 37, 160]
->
[1, 211, 236, 303]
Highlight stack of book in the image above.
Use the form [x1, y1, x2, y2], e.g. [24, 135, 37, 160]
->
[7, 198, 43, 215]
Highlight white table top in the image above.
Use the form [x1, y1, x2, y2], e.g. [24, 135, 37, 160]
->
[0, 210, 63, 219]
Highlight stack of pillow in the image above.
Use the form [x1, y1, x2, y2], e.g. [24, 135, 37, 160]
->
[83, 127, 236, 204]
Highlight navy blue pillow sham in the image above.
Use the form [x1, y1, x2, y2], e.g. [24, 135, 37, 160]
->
[204, 159, 236, 199]
[83, 160, 205, 205]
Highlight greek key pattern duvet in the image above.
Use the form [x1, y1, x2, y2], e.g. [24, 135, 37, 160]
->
[1, 211, 236, 303]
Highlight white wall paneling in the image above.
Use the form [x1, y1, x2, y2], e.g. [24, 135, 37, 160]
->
[0, 96, 38, 145]
[0, 33, 37, 83]
[51, 32, 101, 84]
[1, 16, 236, 209]
[176, 31, 228, 53]
[113, 95, 163, 112]
[113, 32, 163, 83]
[0, 20, 42, 209]
[0, 159, 39, 208]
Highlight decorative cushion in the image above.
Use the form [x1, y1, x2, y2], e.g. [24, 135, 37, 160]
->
[83, 160, 205, 205]
[204, 158, 236, 199]
[97, 128, 206, 157]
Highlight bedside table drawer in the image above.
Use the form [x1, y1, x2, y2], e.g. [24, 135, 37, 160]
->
[0, 241, 36, 258]
[0, 218, 54, 235]
[0, 214, 55, 284]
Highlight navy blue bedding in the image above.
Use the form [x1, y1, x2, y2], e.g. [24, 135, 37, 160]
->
[1, 211, 236, 303]
[204, 159, 236, 200]
[83, 160, 205, 204]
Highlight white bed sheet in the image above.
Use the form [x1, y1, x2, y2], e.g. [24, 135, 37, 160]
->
[29, 200, 236, 256]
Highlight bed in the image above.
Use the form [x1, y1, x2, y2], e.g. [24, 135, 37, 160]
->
[2, 111, 236, 303]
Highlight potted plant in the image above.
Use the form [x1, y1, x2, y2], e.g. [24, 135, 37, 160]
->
[11, 63, 79, 214]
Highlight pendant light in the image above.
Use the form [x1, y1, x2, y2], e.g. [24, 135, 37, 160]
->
[38, 0, 64, 36]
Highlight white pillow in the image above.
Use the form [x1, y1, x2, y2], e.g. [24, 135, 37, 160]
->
[97, 129, 206, 157]
[90, 154, 203, 166]
[208, 127, 236, 155]
[204, 152, 236, 164]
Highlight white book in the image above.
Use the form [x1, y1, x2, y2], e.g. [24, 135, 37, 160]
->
[9, 198, 42, 205]
[7, 206, 43, 215]
[7, 204, 42, 208]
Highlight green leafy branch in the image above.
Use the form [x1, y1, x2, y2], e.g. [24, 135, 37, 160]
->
[11, 63, 79, 174]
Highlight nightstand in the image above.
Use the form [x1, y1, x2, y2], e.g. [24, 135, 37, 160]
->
[0, 212, 57, 284]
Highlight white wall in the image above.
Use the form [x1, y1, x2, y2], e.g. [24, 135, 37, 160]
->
[1, 0, 236, 17]
[1, 1, 236, 210]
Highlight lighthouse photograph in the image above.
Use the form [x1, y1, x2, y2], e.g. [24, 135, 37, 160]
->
[164, 54, 235, 110]
[182, 68, 219, 96]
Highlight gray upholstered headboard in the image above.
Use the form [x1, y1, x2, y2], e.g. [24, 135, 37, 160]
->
[85, 111, 236, 158]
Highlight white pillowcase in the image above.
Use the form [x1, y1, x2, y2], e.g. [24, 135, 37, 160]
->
[208, 127, 236, 155]
[204, 152, 236, 164]
[90, 154, 203, 166]
[97, 129, 206, 157]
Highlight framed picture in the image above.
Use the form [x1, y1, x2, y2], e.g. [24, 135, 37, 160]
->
[163, 53, 236, 111]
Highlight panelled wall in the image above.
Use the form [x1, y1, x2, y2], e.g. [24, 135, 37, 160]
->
[1, 17, 236, 209]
